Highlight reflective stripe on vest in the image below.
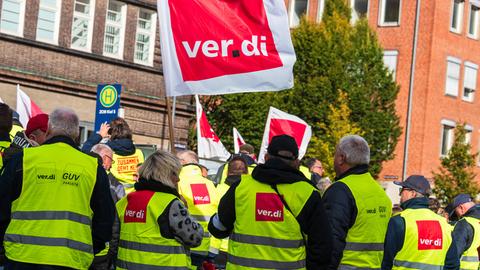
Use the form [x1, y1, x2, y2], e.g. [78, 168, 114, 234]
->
[338, 172, 392, 269]
[178, 164, 218, 254]
[459, 216, 480, 270]
[117, 190, 191, 269]
[110, 148, 144, 193]
[4, 142, 97, 269]
[338, 265, 381, 270]
[392, 208, 453, 270]
[227, 175, 311, 270]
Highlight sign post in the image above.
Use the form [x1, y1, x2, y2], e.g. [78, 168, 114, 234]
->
[94, 84, 122, 132]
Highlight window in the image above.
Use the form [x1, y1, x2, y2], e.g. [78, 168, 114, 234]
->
[71, 0, 95, 51]
[79, 121, 94, 146]
[379, 0, 401, 26]
[463, 61, 478, 101]
[0, 0, 25, 36]
[289, 0, 309, 27]
[465, 125, 473, 144]
[451, 0, 465, 33]
[103, 0, 127, 58]
[468, 2, 480, 38]
[134, 9, 156, 66]
[36, 0, 61, 44]
[445, 57, 461, 96]
[316, 0, 325, 23]
[383, 50, 398, 80]
[351, 0, 369, 23]
[441, 120, 456, 156]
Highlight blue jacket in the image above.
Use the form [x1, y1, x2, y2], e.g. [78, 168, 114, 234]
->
[381, 197, 459, 270]
[452, 205, 480, 261]
[81, 133, 136, 156]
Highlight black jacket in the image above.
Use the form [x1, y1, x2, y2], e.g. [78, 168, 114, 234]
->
[81, 133, 137, 156]
[321, 165, 366, 270]
[208, 158, 333, 269]
[382, 197, 459, 270]
[0, 136, 115, 265]
[452, 205, 480, 261]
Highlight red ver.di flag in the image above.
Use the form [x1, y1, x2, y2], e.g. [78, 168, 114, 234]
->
[157, 0, 296, 97]
[196, 95, 230, 161]
[258, 107, 312, 163]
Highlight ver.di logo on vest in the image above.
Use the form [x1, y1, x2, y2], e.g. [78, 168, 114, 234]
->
[99, 85, 118, 108]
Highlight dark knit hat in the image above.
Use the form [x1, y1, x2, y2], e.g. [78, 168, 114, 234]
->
[267, 135, 299, 160]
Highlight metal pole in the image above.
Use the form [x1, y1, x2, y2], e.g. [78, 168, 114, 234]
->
[402, 0, 421, 180]
[165, 96, 176, 154]
[172, 96, 177, 130]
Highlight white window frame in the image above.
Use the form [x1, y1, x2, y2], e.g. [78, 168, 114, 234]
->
[468, 1, 480, 38]
[440, 119, 456, 157]
[316, 0, 325, 23]
[450, 0, 465, 33]
[465, 124, 473, 144]
[103, 0, 127, 59]
[0, 0, 26, 37]
[378, 0, 401, 26]
[463, 61, 478, 102]
[351, 0, 369, 24]
[383, 50, 398, 80]
[289, 0, 310, 28]
[71, 0, 96, 52]
[134, 9, 157, 66]
[445, 56, 462, 97]
[36, 0, 62, 45]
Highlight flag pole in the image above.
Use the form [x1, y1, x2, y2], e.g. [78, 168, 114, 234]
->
[165, 96, 176, 154]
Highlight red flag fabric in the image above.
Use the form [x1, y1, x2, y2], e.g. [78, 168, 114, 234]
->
[233, 127, 246, 154]
[16, 85, 45, 127]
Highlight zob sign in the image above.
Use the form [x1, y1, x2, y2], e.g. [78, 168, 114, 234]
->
[94, 84, 122, 132]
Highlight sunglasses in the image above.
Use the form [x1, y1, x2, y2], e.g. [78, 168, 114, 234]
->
[399, 187, 414, 195]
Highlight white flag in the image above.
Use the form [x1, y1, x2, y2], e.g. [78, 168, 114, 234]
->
[258, 107, 312, 163]
[16, 85, 44, 127]
[233, 127, 246, 154]
[157, 0, 296, 96]
[196, 95, 230, 161]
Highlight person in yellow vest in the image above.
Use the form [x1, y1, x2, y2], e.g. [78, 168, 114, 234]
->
[209, 135, 333, 269]
[0, 103, 12, 169]
[8, 111, 23, 142]
[0, 108, 115, 269]
[82, 118, 144, 193]
[176, 150, 219, 268]
[449, 194, 480, 270]
[382, 175, 459, 269]
[322, 135, 392, 269]
[116, 150, 203, 269]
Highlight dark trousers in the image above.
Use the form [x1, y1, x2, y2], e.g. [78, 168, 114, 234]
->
[4, 260, 73, 270]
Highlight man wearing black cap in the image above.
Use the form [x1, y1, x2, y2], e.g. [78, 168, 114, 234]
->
[450, 194, 480, 270]
[382, 175, 459, 269]
[208, 135, 333, 269]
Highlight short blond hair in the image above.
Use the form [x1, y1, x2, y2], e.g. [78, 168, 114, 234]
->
[139, 150, 181, 188]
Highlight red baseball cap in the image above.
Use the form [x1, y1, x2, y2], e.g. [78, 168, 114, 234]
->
[26, 114, 49, 137]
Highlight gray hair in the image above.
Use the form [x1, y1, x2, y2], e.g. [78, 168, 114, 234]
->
[48, 108, 79, 140]
[336, 135, 370, 166]
[176, 150, 199, 165]
[139, 150, 182, 188]
[91, 144, 113, 157]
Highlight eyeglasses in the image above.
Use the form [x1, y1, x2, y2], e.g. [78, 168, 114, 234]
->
[105, 155, 115, 164]
[399, 187, 413, 195]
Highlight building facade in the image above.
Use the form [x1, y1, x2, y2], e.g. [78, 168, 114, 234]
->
[0, 0, 193, 148]
[289, 0, 480, 184]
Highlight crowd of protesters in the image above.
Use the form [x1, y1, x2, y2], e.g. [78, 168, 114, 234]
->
[0, 103, 479, 270]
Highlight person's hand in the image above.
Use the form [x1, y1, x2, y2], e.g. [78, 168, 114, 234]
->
[98, 122, 110, 138]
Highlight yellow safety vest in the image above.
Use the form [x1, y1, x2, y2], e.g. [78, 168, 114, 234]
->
[210, 180, 232, 254]
[0, 140, 11, 168]
[4, 142, 97, 269]
[9, 124, 23, 141]
[227, 174, 314, 269]
[299, 165, 312, 180]
[218, 163, 255, 186]
[110, 149, 144, 194]
[178, 164, 219, 255]
[459, 216, 480, 270]
[392, 208, 453, 269]
[338, 172, 392, 269]
[116, 190, 190, 269]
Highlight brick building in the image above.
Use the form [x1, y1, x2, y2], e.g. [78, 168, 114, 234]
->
[0, 0, 193, 148]
[289, 0, 480, 187]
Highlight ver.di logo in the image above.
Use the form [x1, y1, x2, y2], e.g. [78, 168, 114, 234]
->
[99, 85, 118, 108]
